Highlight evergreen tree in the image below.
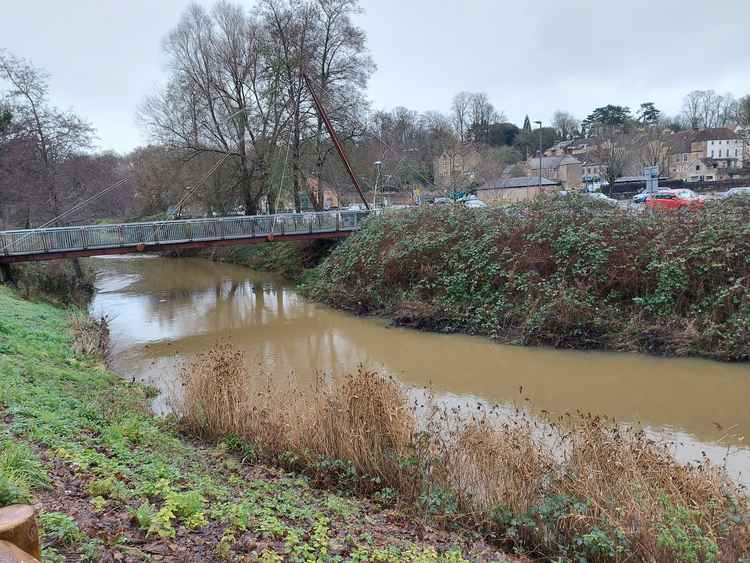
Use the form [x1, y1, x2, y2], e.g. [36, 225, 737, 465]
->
[637, 102, 661, 125]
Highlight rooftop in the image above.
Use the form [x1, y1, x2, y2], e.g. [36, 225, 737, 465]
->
[527, 155, 581, 169]
[480, 176, 561, 190]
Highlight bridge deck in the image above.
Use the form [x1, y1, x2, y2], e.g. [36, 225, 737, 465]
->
[0, 211, 365, 263]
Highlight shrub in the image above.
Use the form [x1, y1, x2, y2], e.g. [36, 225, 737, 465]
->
[302, 197, 750, 360]
[40, 512, 86, 546]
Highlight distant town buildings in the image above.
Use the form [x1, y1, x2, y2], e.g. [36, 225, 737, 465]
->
[668, 128, 744, 182]
[427, 125, 749, 206]
[525, 155, 582, 190]
[432, 148, 481, 188]
[476, 177, 561, 203]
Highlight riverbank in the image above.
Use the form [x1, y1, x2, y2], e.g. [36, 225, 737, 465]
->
[0, 287, 509, 561]
[302, 196, 750, 361]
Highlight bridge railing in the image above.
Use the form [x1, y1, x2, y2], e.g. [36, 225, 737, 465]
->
[0, 211, 364, 257]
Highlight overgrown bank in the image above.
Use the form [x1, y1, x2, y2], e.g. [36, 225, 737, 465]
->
[3, 260, 94, 307]
[302, 197, 750, 361]
[0, 287, 507, 562]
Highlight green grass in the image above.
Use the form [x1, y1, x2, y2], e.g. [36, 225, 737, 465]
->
[0, 286, 505, 562]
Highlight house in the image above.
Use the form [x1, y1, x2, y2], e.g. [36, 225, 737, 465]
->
[668, 128, 745, 182]
[580, 155, 605, 184]
[304, 177, 339, 210]
[543, 138, 597, 158]
[432, 148, 481, 188]
[476, 176, 561, 203]
[526, 155, 582, 189]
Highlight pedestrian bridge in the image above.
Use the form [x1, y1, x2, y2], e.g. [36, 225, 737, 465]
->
[0, 210, 367, 263]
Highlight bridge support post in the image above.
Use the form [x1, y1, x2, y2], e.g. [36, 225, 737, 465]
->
[71, 258, 84, 279]
[0, 263, 14, 284]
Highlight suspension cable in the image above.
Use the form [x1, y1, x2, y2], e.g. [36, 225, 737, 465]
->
[1, 177, 130, 252]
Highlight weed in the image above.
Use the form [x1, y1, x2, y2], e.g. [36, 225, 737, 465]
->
[40, 512, 86, 546]
[0, 439, 50, 504]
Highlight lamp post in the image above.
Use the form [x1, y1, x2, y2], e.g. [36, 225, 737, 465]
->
[534, 121, 543, 189]
[372, 161, 383, 208]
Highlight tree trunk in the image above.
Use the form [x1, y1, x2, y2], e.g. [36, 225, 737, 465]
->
[241, 165, 256, 216]
[0, 540, 40, 563]
[0, 505, 41, 560]
[292, 128, 302, 213]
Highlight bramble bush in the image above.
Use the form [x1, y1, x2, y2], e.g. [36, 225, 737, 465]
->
[302, 196, 750, 360]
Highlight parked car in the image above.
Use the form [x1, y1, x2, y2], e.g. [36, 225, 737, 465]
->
[583, 192, 618, 205]
[721, 187, 750, 199]
[645, 189, 704, 211]
[432, 197, 453, 205]
[462, 195, 488, 208]
[632, 190, 653, 204]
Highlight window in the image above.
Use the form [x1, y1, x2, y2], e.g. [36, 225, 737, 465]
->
[719, 150, 723, 158]
[683, 154, 688, 162]
[711, 151, 714, 158]
[696, 165, 700, 171]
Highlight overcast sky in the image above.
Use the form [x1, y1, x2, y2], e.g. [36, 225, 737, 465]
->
[3, 0, 749, 153]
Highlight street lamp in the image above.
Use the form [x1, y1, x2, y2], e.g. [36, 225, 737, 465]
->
[372, 161, 383, 208]
[534, 121, 543, 190]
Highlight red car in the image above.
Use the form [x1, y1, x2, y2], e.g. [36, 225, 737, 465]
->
[645, 189, 704, 211]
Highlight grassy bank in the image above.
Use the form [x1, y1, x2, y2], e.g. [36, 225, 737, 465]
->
[0, 287, 508, 561]
[302, 196, 750, 361]
[180, 344, 750, 562]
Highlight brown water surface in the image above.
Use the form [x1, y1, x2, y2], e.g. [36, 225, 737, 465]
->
[88, 254, 750, 484]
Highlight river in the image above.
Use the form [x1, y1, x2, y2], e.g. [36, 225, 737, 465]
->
[88, 254, 750, 486]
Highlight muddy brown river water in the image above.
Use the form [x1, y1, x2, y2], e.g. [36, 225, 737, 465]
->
[88, 254, 750, 486]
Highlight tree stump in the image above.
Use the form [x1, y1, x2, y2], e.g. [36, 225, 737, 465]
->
[0, 506, 40, 560]
[0, 540, 40, 562]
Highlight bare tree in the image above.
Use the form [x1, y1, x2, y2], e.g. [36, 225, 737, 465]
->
[594, 134, 631, 195]
[552, 111, 579, 139]
[140, 3, 288, 215]
[635, 128, 671, 174]
[0, 50, 94, 223]
[451, 92, 471, 143]
[681, 90, 739, 129]
[739, 95, 750, 128]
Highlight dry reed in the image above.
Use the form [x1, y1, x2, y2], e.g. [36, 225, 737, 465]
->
[177, 343, 750, 561]
[69, 313, 109, 359]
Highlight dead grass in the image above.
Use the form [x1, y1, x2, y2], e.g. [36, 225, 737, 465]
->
[69, 313, 109, 360]
[177, 343, 750, 561]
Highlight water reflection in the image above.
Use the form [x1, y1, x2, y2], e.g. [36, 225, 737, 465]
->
[88, 255, 750, 485]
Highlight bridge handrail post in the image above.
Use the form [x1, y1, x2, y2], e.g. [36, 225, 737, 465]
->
[152, 224, 159, 244]
[186, 221, 193, 242]
[118, 225, 125, 247]
[80, 227, 88, 250]
[218, 219, 225, 240]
